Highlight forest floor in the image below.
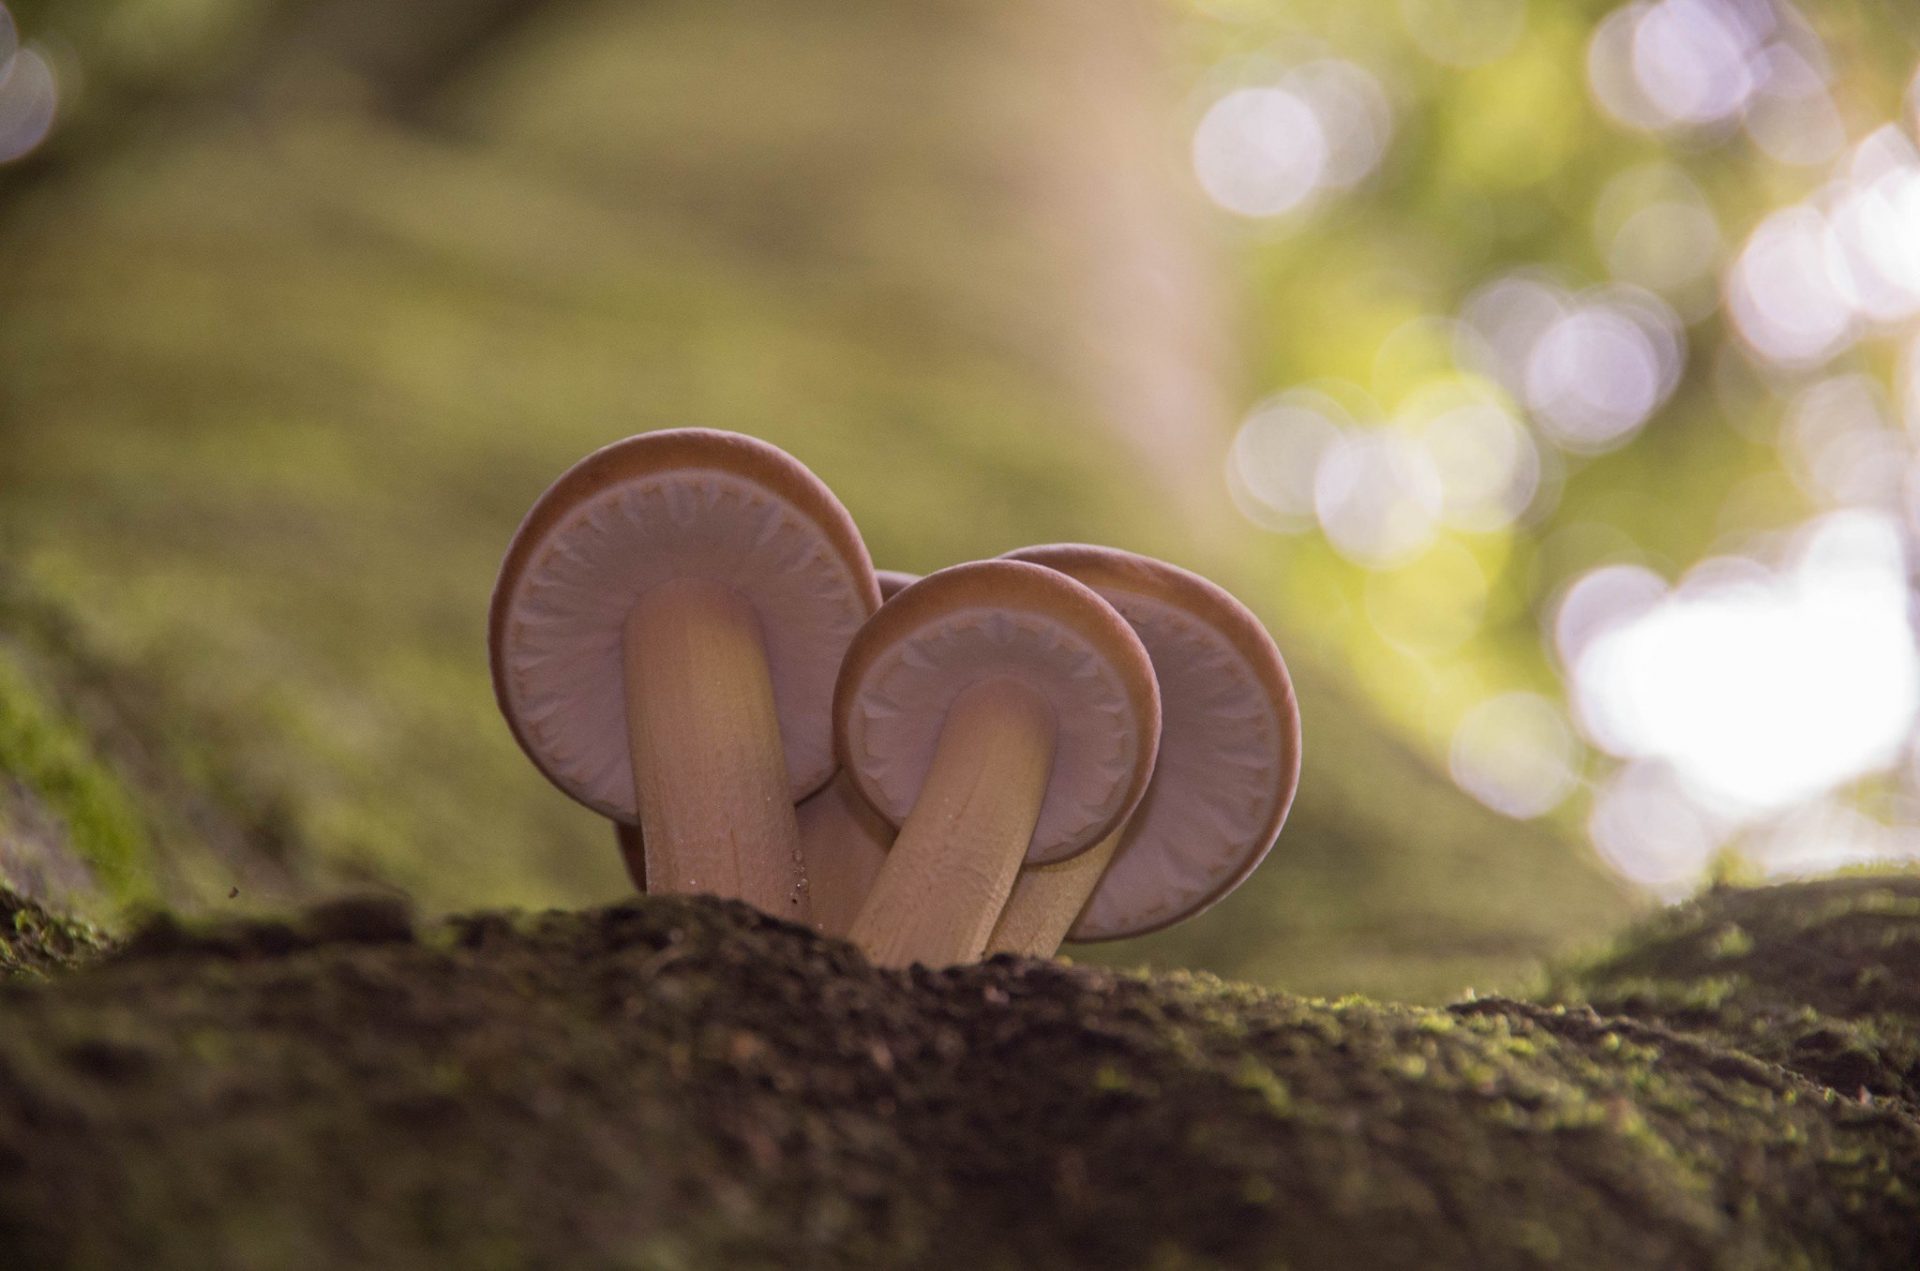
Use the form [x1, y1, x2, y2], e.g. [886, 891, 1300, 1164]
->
[1, 873, 1916, 1268]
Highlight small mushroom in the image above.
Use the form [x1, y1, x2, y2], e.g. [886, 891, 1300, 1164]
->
[797, 774, 900, 938]
[837, 560, 1161, 968]
[986, 545, 1300, 955]
[800, 569, 919, 939]
[872, 569, 923, 597]
[490, 430, 881, 920]
[611, 569, 918, 930]
[613, 821, 648, 892]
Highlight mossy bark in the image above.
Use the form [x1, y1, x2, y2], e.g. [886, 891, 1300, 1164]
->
[2, 876, 1917, 1268]
[0, 887, 106, 981]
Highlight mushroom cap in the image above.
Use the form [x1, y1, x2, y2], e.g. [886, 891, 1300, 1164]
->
[875, 570, 920, 601]
[490, 429, 880, 821]
[1002, 544, 1300, 941]
[834, 559, 1161, 865]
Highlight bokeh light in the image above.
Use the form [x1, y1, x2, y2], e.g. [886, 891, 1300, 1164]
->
[1398, 0, 1527, 69]
[1551, 562, 1667, 674]
[1744, 799, 1920, 878]
[1194, 3, 1920, 898]
[1191, 60, 1390, 219]
[1193, 87, 1328, 217]
[1727, 206, 1855, 368]
[1781, 375, 1905, 509]
[1630, 0, 1762, 129]
[1744, 42, 1845, 166]
[1449, 692, 1581, 819]
[1522, 288, 1682, 452]
[0, 5, 55, 166]
[1570, 512, 1919, 819]
[1456, 272, 1568, 396]
[1588, 760, 1728, 893]
[1587, 0, 1836, 162]
[1587, 6, 1672, 133]
[1418, 396, 1541, 532]
[1725, 127, 1920, 370]
[1594, 164, 1722, 316]
[1282, 60, 1392, 191]
[1824, 128, 1920, 325]
[1312, 426, 1443, 566]
[1227, 392, 1347, 530]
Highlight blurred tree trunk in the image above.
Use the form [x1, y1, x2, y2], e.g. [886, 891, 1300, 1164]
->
[0, 0, 1634, 999]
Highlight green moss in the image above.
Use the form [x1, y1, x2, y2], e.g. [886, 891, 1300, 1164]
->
[0, 646, 152, 904]
[1229, 1055, 1294, 1117]
[1549, 874, 1920, 1106]
[1704, 923, 1754, 960]
[0, 884, 108, 979]
[0, 882, 1915, 1267]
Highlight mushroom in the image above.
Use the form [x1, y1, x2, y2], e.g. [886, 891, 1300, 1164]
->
[836, 560, 1161, 968]
[796, 773, 900, 939]
[800, 569, 919, 938]
[986, 545, 1299, 956]
[489, 429, 881, 921]
[613, 821, 648, 892]
[609, 569, 917, 933]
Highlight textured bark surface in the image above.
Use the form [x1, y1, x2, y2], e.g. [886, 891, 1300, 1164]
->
[2, 875, 1916, 1269]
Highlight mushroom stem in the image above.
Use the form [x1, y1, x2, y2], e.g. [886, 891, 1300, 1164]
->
[614, 822, 646, 893]
[800, 775, 894, 940]
[848, 677, 1056, 968]
[984, 830, 1121, 957]
[623, 577, 809, 921]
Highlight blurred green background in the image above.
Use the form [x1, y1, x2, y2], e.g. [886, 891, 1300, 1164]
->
[3, 0, 1918, 1002]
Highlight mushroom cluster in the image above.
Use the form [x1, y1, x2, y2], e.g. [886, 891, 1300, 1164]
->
[491, 431, 1301, 969]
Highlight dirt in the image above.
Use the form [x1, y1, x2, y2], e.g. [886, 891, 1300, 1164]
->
[1, 877, 1917, 1269]
[1553, 873, 1920, 1106]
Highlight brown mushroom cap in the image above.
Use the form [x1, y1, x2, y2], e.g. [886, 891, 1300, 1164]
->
[490, 429, 880, 821]
[1002, 544, 1300, 940]
[834, 559, 1161, 865]
[875, 570, 920, 600]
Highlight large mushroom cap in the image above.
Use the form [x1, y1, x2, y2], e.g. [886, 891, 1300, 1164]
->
[490, 429, 880, 821]
[834, 559, 1160, 866]
[1003, 544, 1300, 940]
